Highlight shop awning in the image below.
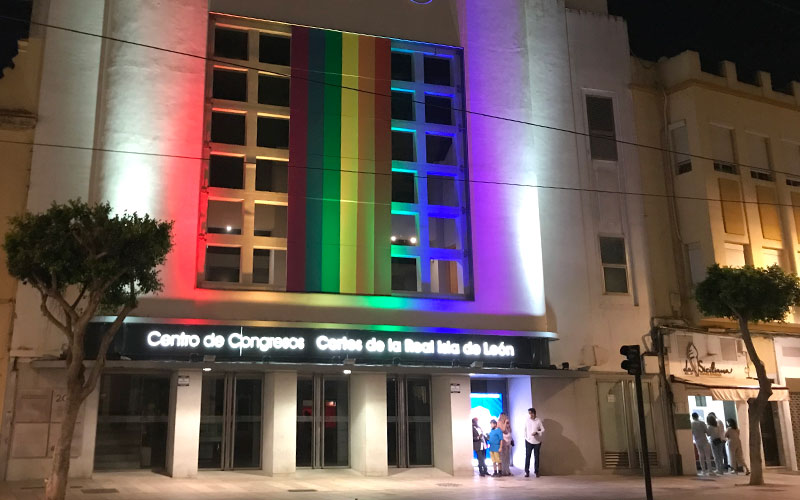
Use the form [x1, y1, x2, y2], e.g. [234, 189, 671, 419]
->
[671, 376, 789, 402]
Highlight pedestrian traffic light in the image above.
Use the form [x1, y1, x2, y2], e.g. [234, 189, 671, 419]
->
[620, 344, 642, 375]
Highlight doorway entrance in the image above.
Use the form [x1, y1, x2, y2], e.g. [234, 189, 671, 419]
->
[760, 401, 783, 467]
[597, 379, 658, 470]
[198, 373, 262, 469]
[296, 375, 349, 468]
[387, 376, 432, 467]
[94, 373, 170, 471]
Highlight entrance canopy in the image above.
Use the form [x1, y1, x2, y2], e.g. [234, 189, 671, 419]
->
[671, 376, 789, 402]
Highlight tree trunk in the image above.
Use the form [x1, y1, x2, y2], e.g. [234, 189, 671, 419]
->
[44, 364, 85, 499]
[738, 317, 772, 486]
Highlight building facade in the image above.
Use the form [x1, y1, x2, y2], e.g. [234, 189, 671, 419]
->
[0, 0, 42, 446]
[0, 0, 668, 480]
[632, 50, 800, 474]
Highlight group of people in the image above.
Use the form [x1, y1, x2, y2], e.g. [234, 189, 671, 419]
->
[690, 412, 749, 476]
[472, 408, 545, 478]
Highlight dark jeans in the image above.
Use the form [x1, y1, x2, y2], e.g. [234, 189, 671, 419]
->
[475, 449, 488, 475]
[525, 441, 541, 474]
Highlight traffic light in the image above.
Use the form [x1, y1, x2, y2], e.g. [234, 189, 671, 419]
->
[620, 344, 642, 375]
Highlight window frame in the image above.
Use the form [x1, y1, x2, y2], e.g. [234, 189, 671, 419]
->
[598, 235, 629, 295]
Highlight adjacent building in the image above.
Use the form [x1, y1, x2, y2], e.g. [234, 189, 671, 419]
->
[0, 0, 669, 481]
[633, 50, 800, 474]
[0, 0, 41, 454]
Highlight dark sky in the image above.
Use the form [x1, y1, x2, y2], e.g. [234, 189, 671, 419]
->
[608, 0, 800, 89]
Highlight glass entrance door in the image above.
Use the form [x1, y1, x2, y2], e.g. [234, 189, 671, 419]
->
[296, 375, 349, 468]
[95, 374, 170, 471]
[387, 376, 432, 467]
[198, 373, 262, 469]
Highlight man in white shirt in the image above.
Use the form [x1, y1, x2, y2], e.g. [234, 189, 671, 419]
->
[524, 407, 545, 477]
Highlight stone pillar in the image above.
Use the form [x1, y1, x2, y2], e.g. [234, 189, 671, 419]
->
[166, 369, 202, 477]
[350, 372, 387, 476]
[262, 371, 297, 475]
[431, 374, 472, 476]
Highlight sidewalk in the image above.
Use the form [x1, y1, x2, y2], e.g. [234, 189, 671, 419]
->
[2, 467, 799, 500]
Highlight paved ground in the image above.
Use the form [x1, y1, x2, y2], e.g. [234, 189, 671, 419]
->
[2, 467, 799, 500]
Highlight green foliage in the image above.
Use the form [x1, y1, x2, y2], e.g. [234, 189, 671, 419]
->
[695, 264, 800, 323]
[3, 200, 173, 311]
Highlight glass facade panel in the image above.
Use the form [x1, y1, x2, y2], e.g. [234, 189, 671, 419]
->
[254, 204, 288, 238]
[429, 217, 460, 249]
[214, 28, 248, 60]
[255, 159, 289, 192]
[259, 34, 291, 65]
[257, 117, 290, 149]
[205, 246, 240, 283]
[94, 374, 169, 471]
[211, 112, 245, 145]
[209, 155, 244, 190]
[258, 75, 290, 107]
[207, 200, 242, 235]
[213, 69, 247, 102]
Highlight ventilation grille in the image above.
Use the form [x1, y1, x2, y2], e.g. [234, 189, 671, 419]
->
[603, 451, 629, 468]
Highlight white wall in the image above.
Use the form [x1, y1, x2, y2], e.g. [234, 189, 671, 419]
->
[262, 371, 297, 475]
[431, 375, 472, 475]
[350, 373, 388, 476]
[166, 370, 202, 478]
[508, 376, 534, 469]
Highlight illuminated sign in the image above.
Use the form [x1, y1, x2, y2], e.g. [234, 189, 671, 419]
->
[143, 329, 515, 358]
[86, 322, 547, 367]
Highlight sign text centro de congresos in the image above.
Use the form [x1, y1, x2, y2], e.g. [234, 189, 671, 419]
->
[146, 330, 516, 357]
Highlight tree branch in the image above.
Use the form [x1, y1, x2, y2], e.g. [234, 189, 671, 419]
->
[70, 283, 89, 310]
[39, 292, 73, 341]
[81, 303, 134, 400]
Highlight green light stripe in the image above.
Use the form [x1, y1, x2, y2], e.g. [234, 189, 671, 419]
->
[320, 30, 342, 293]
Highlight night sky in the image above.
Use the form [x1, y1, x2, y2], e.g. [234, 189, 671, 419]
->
[608, 0, 800, 89]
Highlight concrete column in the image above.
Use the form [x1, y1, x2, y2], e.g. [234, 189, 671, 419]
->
[508, 376, 534, 468]
[262, 371, 297, 475]
[350, 372, 387, 476]
[166, 369, 202, 478]
[431, 375, 472, 476]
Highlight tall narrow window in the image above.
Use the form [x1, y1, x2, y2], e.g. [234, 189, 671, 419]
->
[586, 96, 617, 161]
[711, 125, 737, 174]
[671, 124, 691, 174]
[724, 242, 746, 267]
[599, 236, 628, 293]
[747, 133, 773, 181]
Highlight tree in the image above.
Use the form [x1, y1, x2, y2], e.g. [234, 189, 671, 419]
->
[694, 264, 800, 485]
[3, 200, 172, 500]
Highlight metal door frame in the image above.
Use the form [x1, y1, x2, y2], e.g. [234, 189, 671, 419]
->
[201, 372, 262, 470]
[389, 376, 432, 468]
[300, 375, 350, 468]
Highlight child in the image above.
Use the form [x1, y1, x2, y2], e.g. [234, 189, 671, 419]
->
[487, 419, 504, 477]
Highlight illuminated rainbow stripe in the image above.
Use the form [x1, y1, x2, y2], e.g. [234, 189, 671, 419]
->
[287, 26, 392, 294]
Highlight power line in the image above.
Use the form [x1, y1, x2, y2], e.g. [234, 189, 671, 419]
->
[2, 137, 797, 209]
[1, 13, 797, 178]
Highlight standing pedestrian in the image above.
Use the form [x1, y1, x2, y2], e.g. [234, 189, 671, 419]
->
[487, 419, 503, 477]
[724, 418, 750, 475]
[524, 407, 545, 477]
[706, 414, 725, 474]
[691, 413, 714, 476]
[500, 413, 513, 476]
[472, 417, 488, 477]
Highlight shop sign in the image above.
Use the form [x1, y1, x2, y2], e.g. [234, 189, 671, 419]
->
[86, 322, 546, 368]
[682, 342, 733, 377]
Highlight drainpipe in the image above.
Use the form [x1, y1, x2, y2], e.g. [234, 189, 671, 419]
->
[649, 322, 682, 475]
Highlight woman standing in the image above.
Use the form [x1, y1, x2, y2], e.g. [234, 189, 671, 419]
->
[725, 419, 750, 475]
[706, 414, 726, 474]
[499, 412, 513, 476]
